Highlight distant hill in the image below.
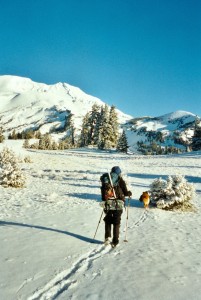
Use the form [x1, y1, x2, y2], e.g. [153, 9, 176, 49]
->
[123, 110, 199, 152]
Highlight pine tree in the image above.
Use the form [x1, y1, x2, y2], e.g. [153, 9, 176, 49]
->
[0, 147, 25, 188]
[87, 104, 101, 145]
[58, 140, 65, 150]
[108, 105, 119, 148]
[23, 139, 30, 149]
[117, 130, 129, 153]
[80, 112, 91, 147]
[38, 134, 52, 150]
[0, 126, 5, 143]
[192, 118, 201, 151]
[64, 113, 75, 146]
[98, 105, 111, 149]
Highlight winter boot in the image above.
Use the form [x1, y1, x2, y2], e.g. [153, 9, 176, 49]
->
[104, 237, 112, 246]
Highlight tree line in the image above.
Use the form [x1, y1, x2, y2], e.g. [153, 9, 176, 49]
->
[1, 107, 201, 154]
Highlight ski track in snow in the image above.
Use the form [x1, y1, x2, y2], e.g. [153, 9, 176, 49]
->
[28, 208, 150, 300]
[28, 245, 113, 300]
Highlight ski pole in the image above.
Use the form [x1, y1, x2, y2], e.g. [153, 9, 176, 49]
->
[124, 197, 130, 242]
[93, 209, 104, 240]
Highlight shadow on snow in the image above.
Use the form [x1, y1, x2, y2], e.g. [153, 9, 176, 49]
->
[66, 193, 100, 201]
[0, 221, 102, 244]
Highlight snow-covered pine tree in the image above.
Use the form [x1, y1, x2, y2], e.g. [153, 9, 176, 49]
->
[108, 105, 119, 148]
[87, 104, 101, 145]
[150, 175, 195, 210]
[98, 104, 112, 149]
[96, 105, 105, 148]
[192, 118, 201, 151]
[58, 140, 65, 150]
[64, 113, 76, 146]
[0, 126, 5, 143]
[80, 112, 91, 147]
[0, 147, 25, 188]
[23, 139, 30, 149]
[38, 134, 52, 150]
[117, 130, 129, 153]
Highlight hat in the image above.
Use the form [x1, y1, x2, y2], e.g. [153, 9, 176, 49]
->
[111, 166, 121, 175]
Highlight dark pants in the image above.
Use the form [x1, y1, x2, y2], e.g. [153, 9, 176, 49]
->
[104, 210, 123, 245]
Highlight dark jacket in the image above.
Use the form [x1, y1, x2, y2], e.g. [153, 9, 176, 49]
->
[114, 176, 130, 201]
[101, 174, 130, 202]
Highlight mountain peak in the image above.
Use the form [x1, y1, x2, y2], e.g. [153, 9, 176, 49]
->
[0, 75, 132, 134]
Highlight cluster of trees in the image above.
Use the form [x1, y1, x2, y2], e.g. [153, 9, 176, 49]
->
[79, 104, 119, 150]
[137, 141, 182, 155]
[23, 133, 76, 150]
[21, 104, 128, 151]
[8, 129, 42, 140]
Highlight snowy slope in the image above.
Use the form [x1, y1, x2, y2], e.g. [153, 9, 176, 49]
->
[124, 110, 198, 151]
[0, 75, 132, 135]
[0, 140, 201, 300]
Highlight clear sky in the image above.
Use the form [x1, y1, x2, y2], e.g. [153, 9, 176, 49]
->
[0, 0, 200, 117]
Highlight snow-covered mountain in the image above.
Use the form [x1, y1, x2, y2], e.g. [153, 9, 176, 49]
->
[0, 75, 132, 135]
[0, 75, 199, 151]
[124, 110, 199, 152]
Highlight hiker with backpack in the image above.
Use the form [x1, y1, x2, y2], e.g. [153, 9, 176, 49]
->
[100, 166, 132, 248]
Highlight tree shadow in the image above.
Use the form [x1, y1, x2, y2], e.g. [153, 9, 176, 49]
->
[125, 199, 144, 208]
[0, 221, 102, 244]
[128, 173, 166, 180]
[68, 183, 100, 188]
[186, 176, 201, 184]
[66, 193, 100, 201]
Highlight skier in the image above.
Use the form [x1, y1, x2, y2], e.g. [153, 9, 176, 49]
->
[101, 166, 132, 247]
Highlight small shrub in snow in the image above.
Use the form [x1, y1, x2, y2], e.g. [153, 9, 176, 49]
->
[24, 156, 32, 163]
[150, 175, 195, 211]
[0, 147, 26, 188]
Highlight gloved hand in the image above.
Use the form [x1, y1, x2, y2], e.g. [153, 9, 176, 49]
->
[127, 191, 132, 197]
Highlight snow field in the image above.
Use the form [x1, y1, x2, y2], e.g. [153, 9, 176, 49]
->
[0, 141, 201, 300]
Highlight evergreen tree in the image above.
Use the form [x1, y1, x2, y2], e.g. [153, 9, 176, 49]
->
[192, 118, 201, 151]
[52, 141, 58, 150]
[98, 105, 111, 149]
[35, 130, 42, 139]
[117, 130, 129, 153]
[23, 139, 30, 149]
[0, 126, 5, 143]
[38, 134, 52, 150]
[86, 104, 101, 145]
[64, 113, 75, 146]
[108, 105, 119, 148]
[80, 112, 91, 147]
[58, 140, 65, 150]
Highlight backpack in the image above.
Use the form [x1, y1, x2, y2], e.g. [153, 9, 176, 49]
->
[100, 172, 119, 201]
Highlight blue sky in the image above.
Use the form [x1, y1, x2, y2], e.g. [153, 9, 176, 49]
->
[0, 0, 200, 117]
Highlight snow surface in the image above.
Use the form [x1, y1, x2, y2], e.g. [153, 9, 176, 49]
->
[0, 140, 201, 300]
